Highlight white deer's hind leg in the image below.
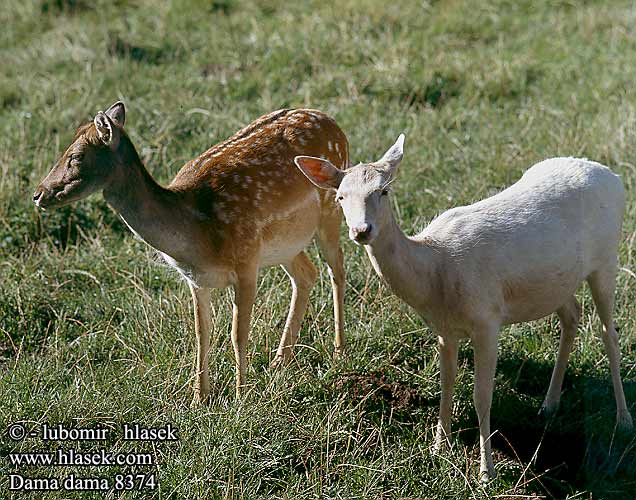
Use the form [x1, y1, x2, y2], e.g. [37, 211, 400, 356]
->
[588, 267, 633, 429]
[272, 251, 317, 367]
[541, 296, 581, 416]
[472, 327, 499, 482]
[434, 335, 458, 454]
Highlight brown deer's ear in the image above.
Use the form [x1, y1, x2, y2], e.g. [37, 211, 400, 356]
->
[105, 101, 125, 128]
[294, 156, 344, 190]
[94, 111, 120, 148]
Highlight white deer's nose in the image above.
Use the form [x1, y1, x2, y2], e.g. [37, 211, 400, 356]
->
[350, 223, 373, 243]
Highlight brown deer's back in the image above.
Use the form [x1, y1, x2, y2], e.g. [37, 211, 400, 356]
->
[170, 109, 348, 205]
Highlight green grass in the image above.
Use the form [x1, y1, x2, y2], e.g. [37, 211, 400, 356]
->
[2, 0, 636, 498]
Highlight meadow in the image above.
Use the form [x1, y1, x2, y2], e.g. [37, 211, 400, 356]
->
[1, 0, 636, 498]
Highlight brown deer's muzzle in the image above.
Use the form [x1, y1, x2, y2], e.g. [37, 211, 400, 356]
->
[33, 178, 84, 209]
[33, 184, 54, 209]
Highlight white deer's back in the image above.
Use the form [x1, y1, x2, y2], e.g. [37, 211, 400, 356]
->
[419, 157, 625, 325]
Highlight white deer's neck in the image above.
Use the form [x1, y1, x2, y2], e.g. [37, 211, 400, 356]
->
[364, 211, 439, 313]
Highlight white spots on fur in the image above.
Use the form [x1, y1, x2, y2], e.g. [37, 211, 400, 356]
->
[216, 209, 231, 224]
[335, 142, 340, 153]
[328, 141, 333, 152]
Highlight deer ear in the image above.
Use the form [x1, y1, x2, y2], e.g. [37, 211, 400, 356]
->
[94, 111, 120, 148]
[378, 133, 405, 176]
[105, 101, 125, 128]
[294, 156, 344, 189]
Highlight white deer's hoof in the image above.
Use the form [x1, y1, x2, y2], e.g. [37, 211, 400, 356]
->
[479, 468, 496, 484]
[617, 411, 634, 431]
[538, 398, 559, 419]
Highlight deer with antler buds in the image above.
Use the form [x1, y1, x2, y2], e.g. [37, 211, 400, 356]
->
[34, 102, 349, 400]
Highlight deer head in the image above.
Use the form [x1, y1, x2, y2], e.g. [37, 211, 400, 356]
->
[33, 101, 127, 209]
[295, 134, 404, 244]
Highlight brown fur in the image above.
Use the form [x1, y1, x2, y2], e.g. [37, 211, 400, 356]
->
[35, 105, 349, 401]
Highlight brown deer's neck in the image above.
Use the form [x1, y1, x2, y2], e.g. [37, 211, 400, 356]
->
[102, 138, 202, 262]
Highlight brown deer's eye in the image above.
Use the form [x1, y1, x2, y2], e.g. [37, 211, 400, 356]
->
[336, 194, 344, 202]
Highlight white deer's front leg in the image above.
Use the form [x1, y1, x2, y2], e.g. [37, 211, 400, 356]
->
[472, 328, 499, 482]
[434, 335, 458, 453]
[190, 284, 211, 403]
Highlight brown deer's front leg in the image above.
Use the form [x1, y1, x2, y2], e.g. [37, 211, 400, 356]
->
[190, 284, 211, 403]
[231, 270, 257, 398]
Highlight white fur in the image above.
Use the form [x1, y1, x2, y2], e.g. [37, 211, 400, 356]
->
[295, 137, 633, 482]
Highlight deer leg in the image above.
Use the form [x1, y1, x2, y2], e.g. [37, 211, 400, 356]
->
[272, 251, 317, 367]
[541, 296, 580, 417]
[189, 284, 211, 403]
[316, 209, 346, 357]
[231, 271, 257, 398]
[588, 268, 633, 429]
[434, 335, 458, 454]
[472, 327, 499, 482]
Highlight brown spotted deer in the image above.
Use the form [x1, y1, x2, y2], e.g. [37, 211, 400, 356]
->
[33, 101, 349, 400]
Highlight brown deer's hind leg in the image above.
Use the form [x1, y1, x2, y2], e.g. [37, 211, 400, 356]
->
[316, 206, 346, 357]
[272, 251, 318, 367]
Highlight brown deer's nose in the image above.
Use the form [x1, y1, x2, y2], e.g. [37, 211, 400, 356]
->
[33, 188, 44, 207]
[350, 223, 373, 243]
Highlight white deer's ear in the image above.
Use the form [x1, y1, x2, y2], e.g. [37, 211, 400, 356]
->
[379, 133, 405, 175]
[94, 111, 120, 148]
[105, 101, 125, 128]
[294, 156, 344, 189]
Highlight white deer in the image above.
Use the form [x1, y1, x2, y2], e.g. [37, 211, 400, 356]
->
[294, 135, 633, 481]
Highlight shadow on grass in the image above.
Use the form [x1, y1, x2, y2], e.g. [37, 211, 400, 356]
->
[490, 357, 636, 499]
[334, 354, 636, 499]
[483, 355, 636, 499]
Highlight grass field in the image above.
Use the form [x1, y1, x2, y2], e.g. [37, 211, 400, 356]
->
[2, 0, 636, 498]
